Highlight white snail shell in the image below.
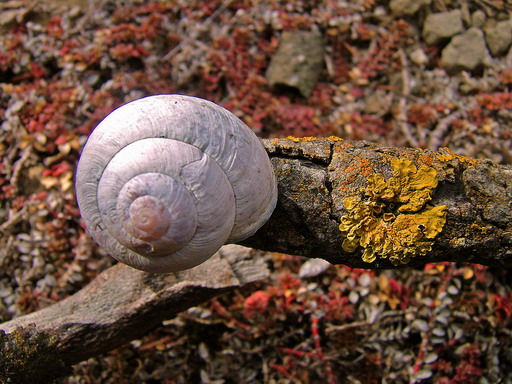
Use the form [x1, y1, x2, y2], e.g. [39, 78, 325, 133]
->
[76, 95, 277, 273]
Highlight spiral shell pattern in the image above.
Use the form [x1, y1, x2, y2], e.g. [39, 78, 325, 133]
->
[76, 95, 277, 273]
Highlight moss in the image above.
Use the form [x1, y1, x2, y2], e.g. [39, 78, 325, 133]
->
[0, 326, 69, 384]
[339, 157, 447, 265]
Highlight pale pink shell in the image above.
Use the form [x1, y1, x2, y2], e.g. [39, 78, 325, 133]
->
[76, 95, 277, 273]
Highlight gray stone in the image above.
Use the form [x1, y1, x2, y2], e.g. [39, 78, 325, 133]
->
[266, 30, 324, 97]
[471, 10, 486, 28]
[298, 258, 331, 278]
[390, 0, 431, 17]
[460, 3, 471, 27]
[364, 90, 392, 115]
[409, 48, 428, 65]
[507, 45, 512, 66]
[484, 19, 512, 56]
[422, 10, 464, 45]
[441, 28, 489, 71]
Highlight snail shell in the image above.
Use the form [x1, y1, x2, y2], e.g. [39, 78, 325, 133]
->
[76, 95, 277, 273]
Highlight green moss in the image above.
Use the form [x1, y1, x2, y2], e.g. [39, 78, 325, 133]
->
[339, 158, 447, 265]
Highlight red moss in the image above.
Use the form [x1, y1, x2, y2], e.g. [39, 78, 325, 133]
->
[357, 20, 411, 79]
[243, 290, 271, 319]
[42, 162, 72, 178]
[112, 3, 173, 23]
[322, 296, 354, 320]
[46, 16, 64, 37]
[500, 68, 512, 84]
[477, 92, 512, 110]
[349, 113, 392, 139]
[109, 44, 149, 60]
[450, 345, 483, 384]
[278, 10, 314, 31]
[493, 292, 512, 325]
[325, 31, 353, 84]
[105, 13, 164, 44]
[273, 104, 320, 136]
[408, 104, 438, 127]
[353, 23, 376, 41]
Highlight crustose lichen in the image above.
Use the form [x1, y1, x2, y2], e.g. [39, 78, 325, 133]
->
[339, 158, 447, 265]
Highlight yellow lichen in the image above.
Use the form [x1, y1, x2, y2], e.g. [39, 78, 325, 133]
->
[339, 158, 447, 265]
[285, 136, 318, 142]
[437, 147, 478, 167]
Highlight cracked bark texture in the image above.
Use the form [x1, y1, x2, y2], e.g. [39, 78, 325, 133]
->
[1, 138, 511, 382]
[242, 138, 512, 268]
[0, 245, 268, 384]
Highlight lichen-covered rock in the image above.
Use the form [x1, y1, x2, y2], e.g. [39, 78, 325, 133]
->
[265, 30, 324, 97]
[441, 28, 489, 71]
[422, 10, 464, 45]
[389, 0, 430, 17]
[484, 20, 512, 56]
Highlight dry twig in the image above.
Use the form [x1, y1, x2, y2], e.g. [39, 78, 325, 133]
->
[395, 49, 419, 148]
[0, 245, 269, 384]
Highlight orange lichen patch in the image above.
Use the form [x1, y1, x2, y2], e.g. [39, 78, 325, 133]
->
[437, 147, 478, 167]
[332, 141, 354, 155]
[339, 157, 447, 265]
[326, 135, 344, 142]
[417, 151, 436, 168]
[341, 156, 376, 186]
[358, 156, 374, 178]
[285, 136, 318, 142]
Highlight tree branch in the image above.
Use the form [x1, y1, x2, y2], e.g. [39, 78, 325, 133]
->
[1, 138, 511, 382]
[242, 138, 512, 268]
[0, 245, 269, 384]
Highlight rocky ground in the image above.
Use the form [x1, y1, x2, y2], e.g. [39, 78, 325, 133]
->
[0, 0, 511, 383]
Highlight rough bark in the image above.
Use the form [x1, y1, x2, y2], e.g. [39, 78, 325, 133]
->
[1, 138, 511, 382]
[242, 138, 512, 268]
[0, 245, 269, 384]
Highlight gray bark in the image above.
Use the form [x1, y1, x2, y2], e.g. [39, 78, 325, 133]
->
[1, 138, 511, 382]
[0, 245, 269, 384]
[243, 138, 512, 268]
